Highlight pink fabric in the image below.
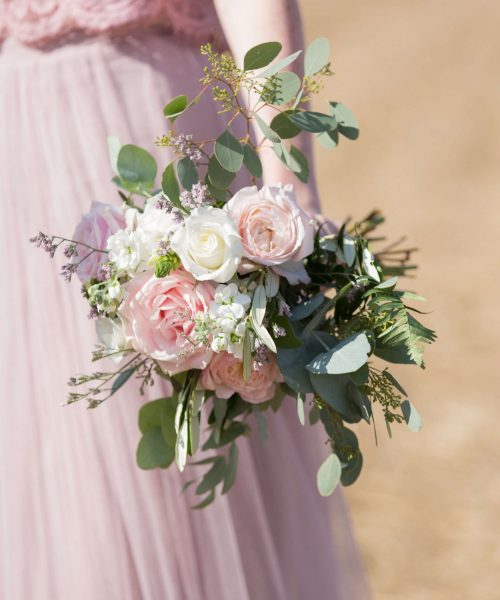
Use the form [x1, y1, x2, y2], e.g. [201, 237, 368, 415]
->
[0, 28, 370, 600]
[0, 0, 225, 47]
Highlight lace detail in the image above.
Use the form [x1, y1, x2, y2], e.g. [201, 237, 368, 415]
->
[0, 0, 225, 47]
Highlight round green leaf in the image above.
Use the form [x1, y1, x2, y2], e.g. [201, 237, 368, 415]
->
[163, 95, 189, 122]
[307, 332, 371, 375]
[340, 451, 363, 486]
[243, 41, 282, 71]
[309, 373, 361, 423]
[317, 453, 341, 496]
[254, 113, 281, 143]
[242, 144, 263, 178]
[222, 442, 239, 495]
[305, 37, 330, 76]
[117, 144, 157, 187]
[289, 145, 309, 183]
[316, 130, 339, 149]
[214, 130, 244, 173]
[329, 102, 359, 140]
[207, 155, 236, 189]
[137, 428, 175, 470]
[271, 71, 301, 105]
[288, 111, 337, 133]
[401, 400, 423, 432]
[257, 50, 302, 78]
[270, 111, 301, 139]
[139, 398, 165, 434]
[161, 162, 180, 206]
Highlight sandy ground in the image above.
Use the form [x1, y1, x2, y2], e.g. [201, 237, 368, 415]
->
[299, 1, 500, 598]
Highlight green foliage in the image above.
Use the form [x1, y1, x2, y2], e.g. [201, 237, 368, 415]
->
[317, 453, 342, 496]
[257, 50, 302, 78]
[243, 41, 282, 71]
[137, 428, 175, 469]
[177, 156, 198, 190]
[242, 143, 263, 178]
[288, 110, 337, 133]
[214, 130, 244, 173]
[117, 144, 157, 190]
[306, 332, 371, 375]
[161, 162, 182, 210]
[329, 102, 359, 140]
[207, 154, 235, 189]
[163, 95, 189, 122]
[305, 37, 330, 77]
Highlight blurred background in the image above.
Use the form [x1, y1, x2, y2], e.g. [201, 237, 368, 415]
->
[299, 0, 500, 598]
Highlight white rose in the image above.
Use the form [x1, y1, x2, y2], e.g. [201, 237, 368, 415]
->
[171, 206, 242, 283]
[96, 317, 131, 364]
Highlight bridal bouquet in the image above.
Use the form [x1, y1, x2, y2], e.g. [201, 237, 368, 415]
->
[32, 39, 436, 507]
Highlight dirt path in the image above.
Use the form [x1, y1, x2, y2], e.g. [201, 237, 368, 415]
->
[300, 1, 500, 597]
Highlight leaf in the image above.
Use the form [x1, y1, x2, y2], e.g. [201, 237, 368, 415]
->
[272, 315, 302, 349]
[175, 417, 188, 472]
[242, 328, 252, 382]
[207, 155, 235, 190]
[273, 142, 301, 173]
[289, 145, 309, 183]
[161, 162, 180, 206]
[138, 398, 165, 433]
[196, 457, 226, 495]
[117, 144, 157, 187]
[205, 178, 229, 202]
[215, 130, 244, 173]
[347, 382, 371, 423]
[222, 442, 239, 494]
[349, 363, 369, 386]
[244, 41, 282, 71]
[401, 400, 423, 432]
[257, 50, 302, 78]
[316, 129, 339, 149]
[317, 453, 342, 497]
[341, 234, 356, 267]
[340, 451, 363, 486]
[382, 369, 408, 397]
[161, 398, 178, 448]
[297, 394, 305, 426]
[270, 111, 301, 139]
[288, 111, 337, 133]
[251, 284, 267, 327]
[107, 135, 121, 174]
[307, 333, 371, 375]
[329, 102, 359, 140]
[305, 37, 330, 76]
[264, 270, 280, 298]
[163, 95, 189, 122]
[242, 144, 263, 178]
[203, 421, 249, 450]
[252, 319, 277, 353]
[177, 156, 198, 190]
[192, 489, 216, 510]
[254, 113, 281, 143]
[290, 293, 325, 321]
[111, 367, 136, 395]
[136, 428, 175, 470]
[271, 72, 301, 105]
[374, 345, 416, 365]
[189, 408, 200, 455]
[254, 409, 268, 443]
[309, 373, 361, 423]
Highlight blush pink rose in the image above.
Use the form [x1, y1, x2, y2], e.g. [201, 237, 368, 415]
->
[201, 352, 281, 403]
[119, 269, 214, 374]
[72, 201, 126, 282]
[225, 184, 316, 284]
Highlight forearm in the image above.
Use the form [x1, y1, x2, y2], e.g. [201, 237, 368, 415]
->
[213, 0, 321, 214]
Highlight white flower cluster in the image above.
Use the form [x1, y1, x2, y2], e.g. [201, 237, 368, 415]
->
[106, 198, 177, 277]
[199, 283, 251, 358]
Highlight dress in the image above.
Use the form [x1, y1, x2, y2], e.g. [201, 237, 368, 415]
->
[0, 2, 370, 599]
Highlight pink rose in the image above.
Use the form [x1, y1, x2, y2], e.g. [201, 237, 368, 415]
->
[119, 269, 214, 374]
[72, 201, 126, 282]
[225, 184, 316, 284]
[201, 352, 281, 403]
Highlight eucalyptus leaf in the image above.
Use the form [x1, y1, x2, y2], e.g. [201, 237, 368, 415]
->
[316, 129, 339, 149]
[252, 319, 277, 353]
[401, 400, 423, 432]
[272, 315, 302, 349]
[317, 453, 342, 497]
[111, 367, 136, 395]
[382, 369, 408, 397]
[349, 363, 369, 386]
[163, 94, 189, 122]
[290, 293, 324, 321]
[251, 284, 267, 327]
[270, 111, 301, 139]
[117, 144, 157, 187]
[329, 102, 359, 140]
[192, 489, 216, 510]
[347, 382, 371, 423]
[288, 111, 337, 133]
[264, 270, 280, 298]
[309, 373, 361, 423]
[257, 50, 302, 78]
[139, 398, 166, 434]
[305, 37, 330, 76]
[175, 417, 188, 472]
[289, 145, 309, 183]
[177, 156, 198, 190]
[254, 113, 281, 143]
[215, 130, 244, 173]
[307, 333, 371, 375]
[189, 409, 200, 455]
[136, 428, 174, 470]
[340, 451, 363, 486]
[254, 409, 268, 443]
[242, 144, 263, 178]
[271, 72, 301, 105]
[207, 155, 235, 189]
[297, 394, 306, 426]
[222, 443, 239, 494]
[161, 398, 178, 448]
[273, 142, 301, 173]
[244, 41, 282, 71]
[341, 234, 356, 267]
[161, 162, 181, 206]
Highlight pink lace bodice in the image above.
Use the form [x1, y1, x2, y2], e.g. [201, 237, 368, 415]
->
[0, 0, 225, 47]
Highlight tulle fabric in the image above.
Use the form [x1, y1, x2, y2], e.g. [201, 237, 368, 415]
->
[0, 30, 370, 599]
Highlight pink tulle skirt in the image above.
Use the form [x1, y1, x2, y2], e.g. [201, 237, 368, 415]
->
[0, 29, 370, 599]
